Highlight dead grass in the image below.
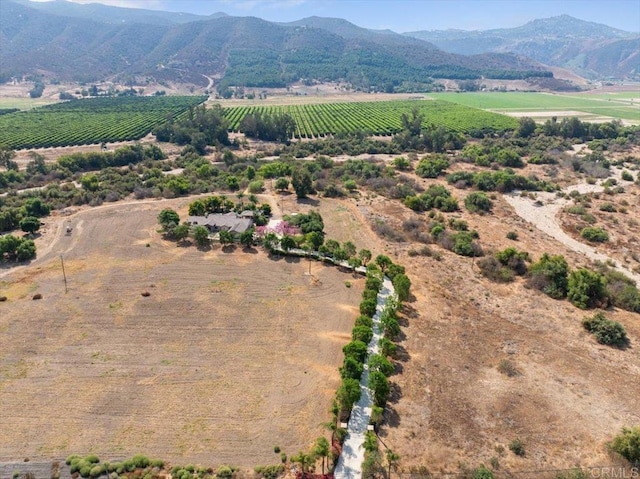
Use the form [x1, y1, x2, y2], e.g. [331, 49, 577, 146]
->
[0, 200, 363, 467]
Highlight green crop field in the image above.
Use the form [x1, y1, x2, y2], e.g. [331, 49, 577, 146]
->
[428, 92, 640, 122]
[223, 100, 518, 138]
[0, 95, 207, 149]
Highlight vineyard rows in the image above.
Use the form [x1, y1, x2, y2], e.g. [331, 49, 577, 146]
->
[0, 96, 207, 150]
[223, 100, 518, 138]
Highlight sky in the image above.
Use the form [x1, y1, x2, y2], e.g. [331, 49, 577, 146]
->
[28, 0, 640, 32]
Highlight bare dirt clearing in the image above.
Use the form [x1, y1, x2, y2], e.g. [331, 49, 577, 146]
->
[0, 199, 363, 466]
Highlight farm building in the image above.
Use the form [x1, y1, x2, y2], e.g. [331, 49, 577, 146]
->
[187, 211, 254, 234]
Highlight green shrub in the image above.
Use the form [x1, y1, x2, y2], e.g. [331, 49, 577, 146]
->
[131, 455, 150, 469]
[473, 466, 495, 479]
[528, 253, 569, 299]
[465, 191, 493, 213]
[582, 312, 628, 347]
[555, 468, 587, 479]
[352, 325, 374, 344]
[84, 455, 100, 464]
[416, 154, 449, 178]
[568, 268, 608, 309]
[341, 356, 364, 380]
[355, 315, 373, 328]
[89, 465, 105, 478]
[79, 466, 92, 478]
[506, 231, 518, 240]
[580, 226, 609, 243]
[216, 465, 233, 478]
[343, 340, 368, 364]
[451, 231, 481, 257]
[380, 338, 397, 358]
[609, 426, 640, 462]
[369, 354, 395, 377]
[509, 438, 525, 456]
[599, 202, 617, 212]
[621, 170, 634, 181]
[360, 298, 378, 317]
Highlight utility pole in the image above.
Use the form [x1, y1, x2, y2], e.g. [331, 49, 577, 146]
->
[60, 255, 68, 293]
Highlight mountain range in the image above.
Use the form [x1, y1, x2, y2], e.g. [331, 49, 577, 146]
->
[405, 15, 640, 80]
[0, 0, 637, 90]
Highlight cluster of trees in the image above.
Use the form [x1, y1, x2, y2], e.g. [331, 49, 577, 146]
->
[393, 108, 466, 152]
[0, 234, 36, 262]
[153, 105, 229, 154]
[0, 197, 50, 234]
[65, 454, 164, 478]
[446, 168, 557, 193]
[239, 111, 296, 142]
[479, 249, 640, 316]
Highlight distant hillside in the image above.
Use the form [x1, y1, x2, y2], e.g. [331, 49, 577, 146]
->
[0, 0, 552, 90]
[12, 0, 213, 25]
[405, 15, 640, 80]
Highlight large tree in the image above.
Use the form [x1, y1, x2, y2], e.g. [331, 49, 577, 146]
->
[291, 167, 313, 199]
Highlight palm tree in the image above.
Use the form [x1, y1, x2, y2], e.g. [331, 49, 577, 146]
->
[313, 437, 330, 474]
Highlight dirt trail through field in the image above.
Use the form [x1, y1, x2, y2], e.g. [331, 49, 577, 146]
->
[504, 172, 640, 284]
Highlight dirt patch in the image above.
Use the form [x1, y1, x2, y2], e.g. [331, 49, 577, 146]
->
[0, 200, 363, 467]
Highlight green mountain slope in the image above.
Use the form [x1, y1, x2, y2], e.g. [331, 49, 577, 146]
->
[0, 0, 552, 89]
[405, 15, 640, 79]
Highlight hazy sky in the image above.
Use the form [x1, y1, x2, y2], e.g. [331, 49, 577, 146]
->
[30, 0, 640, 32]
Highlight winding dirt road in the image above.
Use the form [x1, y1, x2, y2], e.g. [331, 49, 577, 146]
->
[503, 174, 640, 285]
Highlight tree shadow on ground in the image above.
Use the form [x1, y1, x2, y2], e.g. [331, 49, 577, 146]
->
[242, 246, 259, 254]
[383, 405, 401, 429]
[297, 197, 320, 207]
[388, 382, 402, 405]
[221, 244, 237, 253]
[394, 344, 410, 363]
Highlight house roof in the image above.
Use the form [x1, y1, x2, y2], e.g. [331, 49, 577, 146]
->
[188, 213, 253, 234]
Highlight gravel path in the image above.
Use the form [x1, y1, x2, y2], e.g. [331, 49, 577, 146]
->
[334, 277, 395, 479]
[503, 175, 640, 285]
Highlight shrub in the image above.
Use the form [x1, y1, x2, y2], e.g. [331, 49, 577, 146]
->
[355, 315, 374, 328]
[473, 466, 495, 479]
[609, 426, 640, 463]
[580, 226, 609, 243]
[506, 231, 518, 240]
[248, 180, 264, 193]
[392, 273, 411, 302]
[621, 170, 634, 181]
[497, 359, 519, 377]
[380, 338, 397, 358]
[360, 298, 378, 317]
[416, 154, 449, 178]
[450, 231, 482, 257]
[555, 468, 587, 479]
[352, 325, 374, 344]
[582, 312, 628, 347]
[528, 254, 569, 299]
[369, 370, 390, 407]
[343, 340, 368, 364]
[217, 465, 233, 478]
[478, 256, 514, 282]
[465, 191, 493, 213]
[599, 202, 617, 212]
[509, 439, 525, 456]
[568, 268, 608, 309]
[369, 354, 395, 377]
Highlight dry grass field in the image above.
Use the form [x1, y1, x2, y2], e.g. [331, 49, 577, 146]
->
[0, 199, 364, 467]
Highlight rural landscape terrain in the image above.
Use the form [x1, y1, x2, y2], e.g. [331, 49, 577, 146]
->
[1, 1, 640, 478]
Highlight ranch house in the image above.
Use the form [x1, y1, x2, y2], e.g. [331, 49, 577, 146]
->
[187, 211, 254, 235]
